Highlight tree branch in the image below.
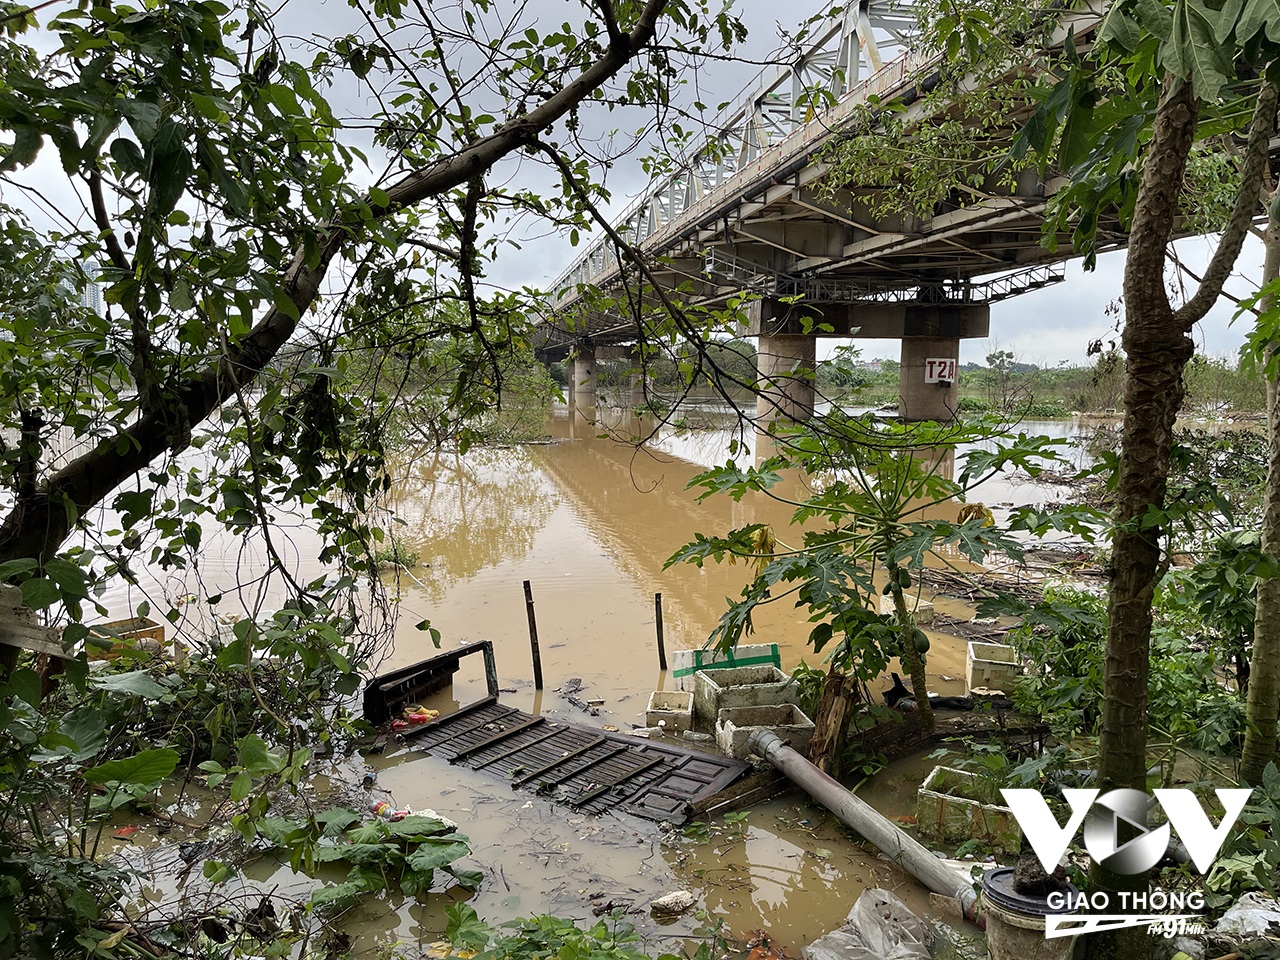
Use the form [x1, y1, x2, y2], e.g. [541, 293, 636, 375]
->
[382, 0, 667, 211]
[0, 0, 674, 565]
[86, 169, 131, 274]
[1176, 78, 1279, 328]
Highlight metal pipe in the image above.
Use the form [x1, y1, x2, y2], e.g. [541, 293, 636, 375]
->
[749, 729, 984, 928]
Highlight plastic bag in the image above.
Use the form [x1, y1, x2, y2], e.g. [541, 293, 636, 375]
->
[801, 889, 930, 960]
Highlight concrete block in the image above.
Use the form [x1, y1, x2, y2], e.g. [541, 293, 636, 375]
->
[966, 641, 1019, 693]
[715, 703, 814, 760]
[693, 665, 799, 725]
[645, 690, 693, 735]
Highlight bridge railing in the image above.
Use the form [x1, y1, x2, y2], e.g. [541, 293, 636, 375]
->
[550, 5, 931, 304]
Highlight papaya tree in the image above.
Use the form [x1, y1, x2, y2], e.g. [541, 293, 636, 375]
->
[668, 414, 1075, 771]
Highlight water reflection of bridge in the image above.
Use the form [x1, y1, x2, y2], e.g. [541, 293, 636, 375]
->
[531, 406, 836, 667]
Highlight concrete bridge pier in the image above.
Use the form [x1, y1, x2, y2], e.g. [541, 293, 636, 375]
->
[899, 337, 960, 422]
[755, 333, 817, 427]
[629, 369, 648, 409]
[570, 343, 597, 406]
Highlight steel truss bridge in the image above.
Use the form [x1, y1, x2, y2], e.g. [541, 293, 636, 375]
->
[537, 0, 1111, 354]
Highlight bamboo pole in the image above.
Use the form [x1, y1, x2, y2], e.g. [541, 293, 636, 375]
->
[523, 580, 543, 689]
[654, 592, 667, 670]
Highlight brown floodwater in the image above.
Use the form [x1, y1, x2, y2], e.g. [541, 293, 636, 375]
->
[84, 402, 1087, 956]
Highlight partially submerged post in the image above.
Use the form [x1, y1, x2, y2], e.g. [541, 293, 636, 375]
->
[523, 580, 544, 690]
[749, 729, 983, 928]
[654, 593, 667, 670]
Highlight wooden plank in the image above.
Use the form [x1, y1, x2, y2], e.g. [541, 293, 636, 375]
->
[450, 716, 546, 763]
[537, 745, 628, 789]
[404, 697, 751, 822]
[363, 640, 496, 724]
[472, 725, 564, 770]
[402, 700, 513, 744]
[0, 621, 63, 657]
[512, 737, 608, 787]
[572, 757, 666, 807]
[0, 585, 63, 656]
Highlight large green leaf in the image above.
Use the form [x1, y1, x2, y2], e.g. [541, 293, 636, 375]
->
[1162, 0, 1234, 98]
[91, 670, 167, 700]
[84, 747, 179, 786]
[309, 879, 369, 915]
[19, 577, 60, 610]
[237, 733, 282, 776]
[385, 814, 457, 839]
[405, 838, 470, 872]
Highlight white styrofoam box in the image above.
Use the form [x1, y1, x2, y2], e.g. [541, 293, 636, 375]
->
[669, 643, 781, 692]
[917, 765, 1020, 853]
[878, 594, 935, 624]
[692, 665, 799, 725]
[715, 703, 814, 760]
[645, 690, 694, 735]
[966, 641, 1019, 693]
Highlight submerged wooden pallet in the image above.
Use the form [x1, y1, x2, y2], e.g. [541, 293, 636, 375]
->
[403, 697, 750, 823]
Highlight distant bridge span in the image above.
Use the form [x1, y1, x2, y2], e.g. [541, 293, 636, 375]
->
[538, 2, 1125, 422]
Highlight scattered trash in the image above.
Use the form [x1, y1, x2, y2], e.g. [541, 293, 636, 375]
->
[591, 898, 635, 916]
[602, 725, 620, 732]
[682, 730, 713, 743]
[802, 888, 932, 960]
[586, 698, 605, 706]
[361, 774, 375, 789]
[178, 840, 210, 864]
[564, 694, 600, 715]
[561, 678, 584, 695]
[1214, 891, 1280, 938]
[744, 930, 791, 960]
[650, 890, 696, 915]
[403, 706, 439, 723]
[112, 825, 140, 841]
[391, 720, 409, 732]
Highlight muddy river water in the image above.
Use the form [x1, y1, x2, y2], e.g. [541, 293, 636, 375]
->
[97, 403, 1091, 956]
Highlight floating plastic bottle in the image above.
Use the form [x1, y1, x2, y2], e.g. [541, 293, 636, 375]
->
[371, 800, 409, 822]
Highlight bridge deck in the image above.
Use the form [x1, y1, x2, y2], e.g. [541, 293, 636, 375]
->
[402, 697, 749, 823]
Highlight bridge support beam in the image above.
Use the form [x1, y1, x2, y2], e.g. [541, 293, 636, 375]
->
[756, 334, 816, 427]
[571, 344, 597, 406]
[899, 337, 959, 422]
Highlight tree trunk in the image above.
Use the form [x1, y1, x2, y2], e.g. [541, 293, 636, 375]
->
[807, 667, 856, 776]
[1088, 78, 1201, 960]
[1241, 206, 1280, 785]
[890, 574, 935, 733]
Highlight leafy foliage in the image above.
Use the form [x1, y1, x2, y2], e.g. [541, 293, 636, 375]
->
[997, 583, 1246, 755]
[671, 413, 1078, 737]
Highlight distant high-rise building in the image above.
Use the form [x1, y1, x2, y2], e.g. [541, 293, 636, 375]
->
[56, 263, 102, 314]
[80, 278, 101, 313]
